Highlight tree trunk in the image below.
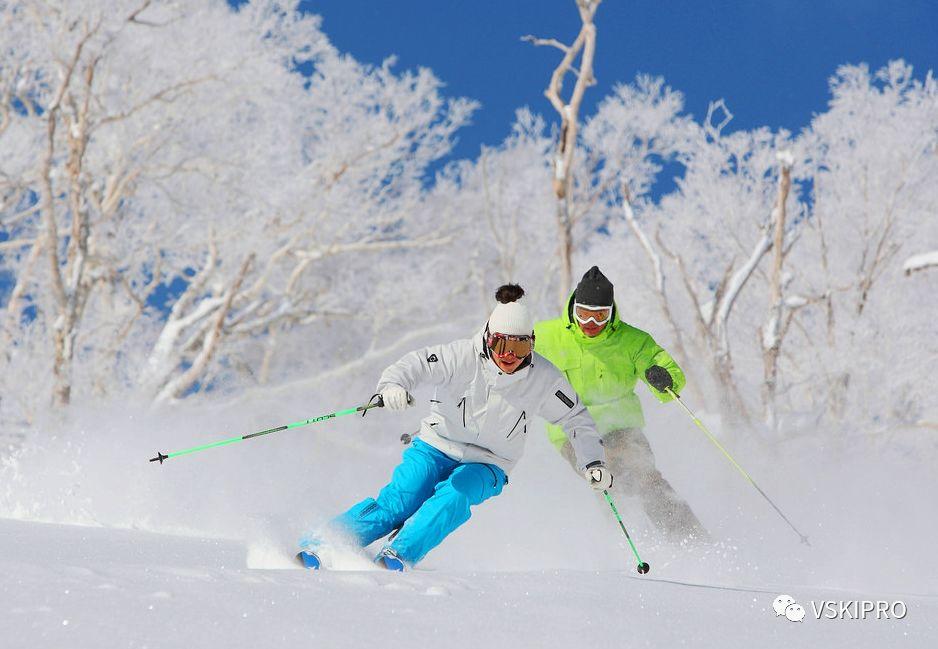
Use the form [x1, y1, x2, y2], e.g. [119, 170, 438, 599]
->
[525, 0, 602, 308]
[761, 159, 792, 427]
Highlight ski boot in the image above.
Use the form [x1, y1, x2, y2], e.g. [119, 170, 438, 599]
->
[295, 548, 322, 570]
[375, 547, 405, 572]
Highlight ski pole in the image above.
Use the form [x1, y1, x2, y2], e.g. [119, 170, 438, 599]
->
[148, 396, 384, 465]
[603, 489, 650, 574]
[665, 388, 810, 546]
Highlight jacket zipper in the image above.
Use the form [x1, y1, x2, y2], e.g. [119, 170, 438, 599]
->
[506, 411, 526, 438]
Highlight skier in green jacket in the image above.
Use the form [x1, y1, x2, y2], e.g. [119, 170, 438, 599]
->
[534, 266, 708, 542]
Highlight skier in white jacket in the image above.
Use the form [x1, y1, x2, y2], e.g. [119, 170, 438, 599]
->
[299, 284, 613, 570]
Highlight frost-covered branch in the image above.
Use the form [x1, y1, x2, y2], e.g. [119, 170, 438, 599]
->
[903, 250, 938, 275]
[154, 254, 254, 404]
[715, 231, 772, 359]
[95, 76, 216, 129]
[622, 184, 687, 361]
[292, 235, 452, 262]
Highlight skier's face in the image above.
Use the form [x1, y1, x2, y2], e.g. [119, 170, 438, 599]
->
[487, 333, 532, 374]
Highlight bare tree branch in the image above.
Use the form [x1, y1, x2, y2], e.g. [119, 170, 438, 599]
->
[526, 0, 603, 303]
[520, 35, 570, 54]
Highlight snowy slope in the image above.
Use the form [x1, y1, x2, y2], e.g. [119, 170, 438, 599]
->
[2, 517, 935, 649]
[2, 334, 937, 647]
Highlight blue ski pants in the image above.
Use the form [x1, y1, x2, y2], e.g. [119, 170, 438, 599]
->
[333, 439, 506, 565]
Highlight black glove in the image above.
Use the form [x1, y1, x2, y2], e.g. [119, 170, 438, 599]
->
[645, 365, 674, 393]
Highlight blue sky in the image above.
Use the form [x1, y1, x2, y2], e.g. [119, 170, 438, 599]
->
[299, 0, 938, 162]
[4, 2, 936, 307]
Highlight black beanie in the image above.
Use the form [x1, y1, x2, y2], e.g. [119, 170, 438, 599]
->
[575, 266, 614, 306]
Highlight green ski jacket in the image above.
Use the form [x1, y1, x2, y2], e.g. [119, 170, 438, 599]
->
[534, 294, 686, 449]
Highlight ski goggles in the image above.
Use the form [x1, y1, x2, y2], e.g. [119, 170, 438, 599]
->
[487, 333, 534, 359]
[573, 303, 613, 326]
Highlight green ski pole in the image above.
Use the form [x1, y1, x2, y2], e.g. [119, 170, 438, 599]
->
[602, 489, 650, 574]
[665, 387, 810, 546]
[149, 396, 384, 465]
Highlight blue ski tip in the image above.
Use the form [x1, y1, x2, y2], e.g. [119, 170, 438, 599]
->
[296, 550, 321, 570]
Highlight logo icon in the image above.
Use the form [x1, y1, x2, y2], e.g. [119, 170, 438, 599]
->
[785, 603, 806, 622]
[773, 595, 805, 622]
[427, 354, 438, 363]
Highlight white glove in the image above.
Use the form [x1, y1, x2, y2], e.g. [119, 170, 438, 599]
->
[380, 384, 412, 411]
[584, 462, 614, 491]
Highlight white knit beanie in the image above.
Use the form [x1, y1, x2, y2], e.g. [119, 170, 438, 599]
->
[488, 298, 534, 336]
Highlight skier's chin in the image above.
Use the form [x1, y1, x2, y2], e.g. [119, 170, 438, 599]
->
[580, 323, 605, 337]
[494, 357, 522, 373]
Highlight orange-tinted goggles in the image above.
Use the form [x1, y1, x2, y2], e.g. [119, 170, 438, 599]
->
[573, 303, 612, 325]
[487, 333, 534, 359]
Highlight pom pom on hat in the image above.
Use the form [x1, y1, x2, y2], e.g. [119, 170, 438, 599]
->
[488, 284, 534, 335]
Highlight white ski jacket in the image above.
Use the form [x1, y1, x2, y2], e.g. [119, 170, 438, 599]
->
[376, 331, 606, 474]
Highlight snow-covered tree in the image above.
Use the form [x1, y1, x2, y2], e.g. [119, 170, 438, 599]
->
[2, 0, 934, 440]
[0, 1, 473, 422]
[785, 61, 938, 426]
[580, 61, 937, 430]
[578, 75, 697, 360]
[427, 110, 557, 316]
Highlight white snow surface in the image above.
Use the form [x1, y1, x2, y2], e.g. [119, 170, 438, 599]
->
[2, 362, 937, 647]
[3, 517, 935, 649]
